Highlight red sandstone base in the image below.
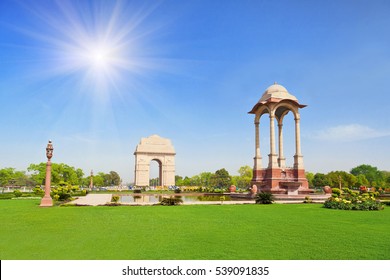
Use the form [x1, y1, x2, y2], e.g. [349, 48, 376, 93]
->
[40, 196, 53, 207]
[252, 167, 310, 195]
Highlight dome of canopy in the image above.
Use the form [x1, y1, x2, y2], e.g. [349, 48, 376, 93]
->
[258, 82, 298, 102]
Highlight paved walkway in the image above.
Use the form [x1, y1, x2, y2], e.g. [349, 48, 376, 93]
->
[69, 194, 112, 206]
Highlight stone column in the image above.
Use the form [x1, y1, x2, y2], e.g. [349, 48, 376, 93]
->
[268, 113, 278, 168]
[278, 122, 286, 168]
[40, 140, 53, 207]
[294, 115, 304, 169]
[160, 163, 164, 187]
[253, 120, 262, 170]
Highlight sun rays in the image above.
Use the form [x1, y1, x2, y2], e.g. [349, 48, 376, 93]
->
[11, 0, 164, 101]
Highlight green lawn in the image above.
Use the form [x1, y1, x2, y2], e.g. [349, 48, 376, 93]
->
[0, 199, 389, 260]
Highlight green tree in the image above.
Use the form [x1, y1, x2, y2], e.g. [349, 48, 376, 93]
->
[27, 163, 47, 185]
[211, 168, 232, 189]
[235, 165, 252, 189]
[327, 171, 357, 189]
[0, 168, 36, 191]
[13, 171, 33, 186]
[305, 172, 315, 188]
[199, 172, 213, 187]
[181, 176, 191, 186]
[0, 168, 15, 187]
[28, 163, 84, 186]
[312, 173, 330, 187]
[383, 171, 390, 187]
[175, 175, 183, 186]
[75, 168, 84, 184]
[108, 171, 121, 185]
[350, 164, 384, 187]
[93, 172, 106, 187]
[190, 175, 202, 186]
[56, 163, 84, 185]
[149, 177, 159, 186]
[176, 176, 191, 186]
[354, 174, 369, 189]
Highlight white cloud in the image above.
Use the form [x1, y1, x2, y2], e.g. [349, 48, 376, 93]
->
[309, 124, 390, 142]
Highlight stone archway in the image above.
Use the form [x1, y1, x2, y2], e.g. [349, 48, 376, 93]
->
[134, 135, 176, 187]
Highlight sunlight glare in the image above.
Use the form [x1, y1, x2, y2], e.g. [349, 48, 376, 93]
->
[85, 44, 113, 70]
[16, 0, 163, 100]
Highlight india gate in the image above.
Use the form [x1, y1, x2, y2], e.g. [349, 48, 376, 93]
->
[134, 135, 176, 187]
[249, 83, 309, 194]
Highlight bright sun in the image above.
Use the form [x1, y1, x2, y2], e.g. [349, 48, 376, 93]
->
[17, 1, 161, 97]
[75, 39, 124, 91]
[88, 46, 111, 68]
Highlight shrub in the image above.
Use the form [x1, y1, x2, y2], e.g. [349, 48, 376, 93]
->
[342, 188, 353, 195]
[112, 195, 120, 203]
[13, 190, 22, 198]
[213, 188, 225, 194]
[198, 195, 230, 202]
[160, 196, 183, 206]
[370, 191, 380, 197]
[303, 196, 313, 203]
[51, 187, 72, 201]
[73, 189, 87, 197]
[181, 186, 201, 192]
[0, 193, 16, 200]
[324, 195, 384, 211]
[331, 188, 341, 196]
[174, 188, 181, 194]
[255, 192, 274, 204]
[133, 189, 142, 194]
[33, 186, 44, 196]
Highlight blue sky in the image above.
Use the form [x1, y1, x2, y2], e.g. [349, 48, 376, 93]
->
[1, 0, 389, 183]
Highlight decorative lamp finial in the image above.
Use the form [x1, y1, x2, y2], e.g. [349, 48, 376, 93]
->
[46, 140, 53, 160]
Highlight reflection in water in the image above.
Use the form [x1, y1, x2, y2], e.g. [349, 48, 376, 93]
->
[119, 194, 236, 204]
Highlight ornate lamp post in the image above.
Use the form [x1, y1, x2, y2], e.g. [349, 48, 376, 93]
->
[89, 170, 94, 191]
[40, 140, 53, 207]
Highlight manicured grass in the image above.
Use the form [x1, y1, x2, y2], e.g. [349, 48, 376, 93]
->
[0, 199, 389, 260]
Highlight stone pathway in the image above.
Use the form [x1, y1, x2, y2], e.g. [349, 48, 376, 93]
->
[69, 194, 112, 206]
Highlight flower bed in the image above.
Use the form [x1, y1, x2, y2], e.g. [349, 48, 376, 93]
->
[324, 189, 384, 211]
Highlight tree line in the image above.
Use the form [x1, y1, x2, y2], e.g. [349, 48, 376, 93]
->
[173, 165, 253, 189]
[307, 164, 390, 190]
[172, 164, 390, 190]
[1, 162, 389, 190]
[0, 163, 121, 188]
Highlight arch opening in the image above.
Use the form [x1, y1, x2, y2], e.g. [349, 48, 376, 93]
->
[149, 159, 162, 187]
[277, 110, 295, 169]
